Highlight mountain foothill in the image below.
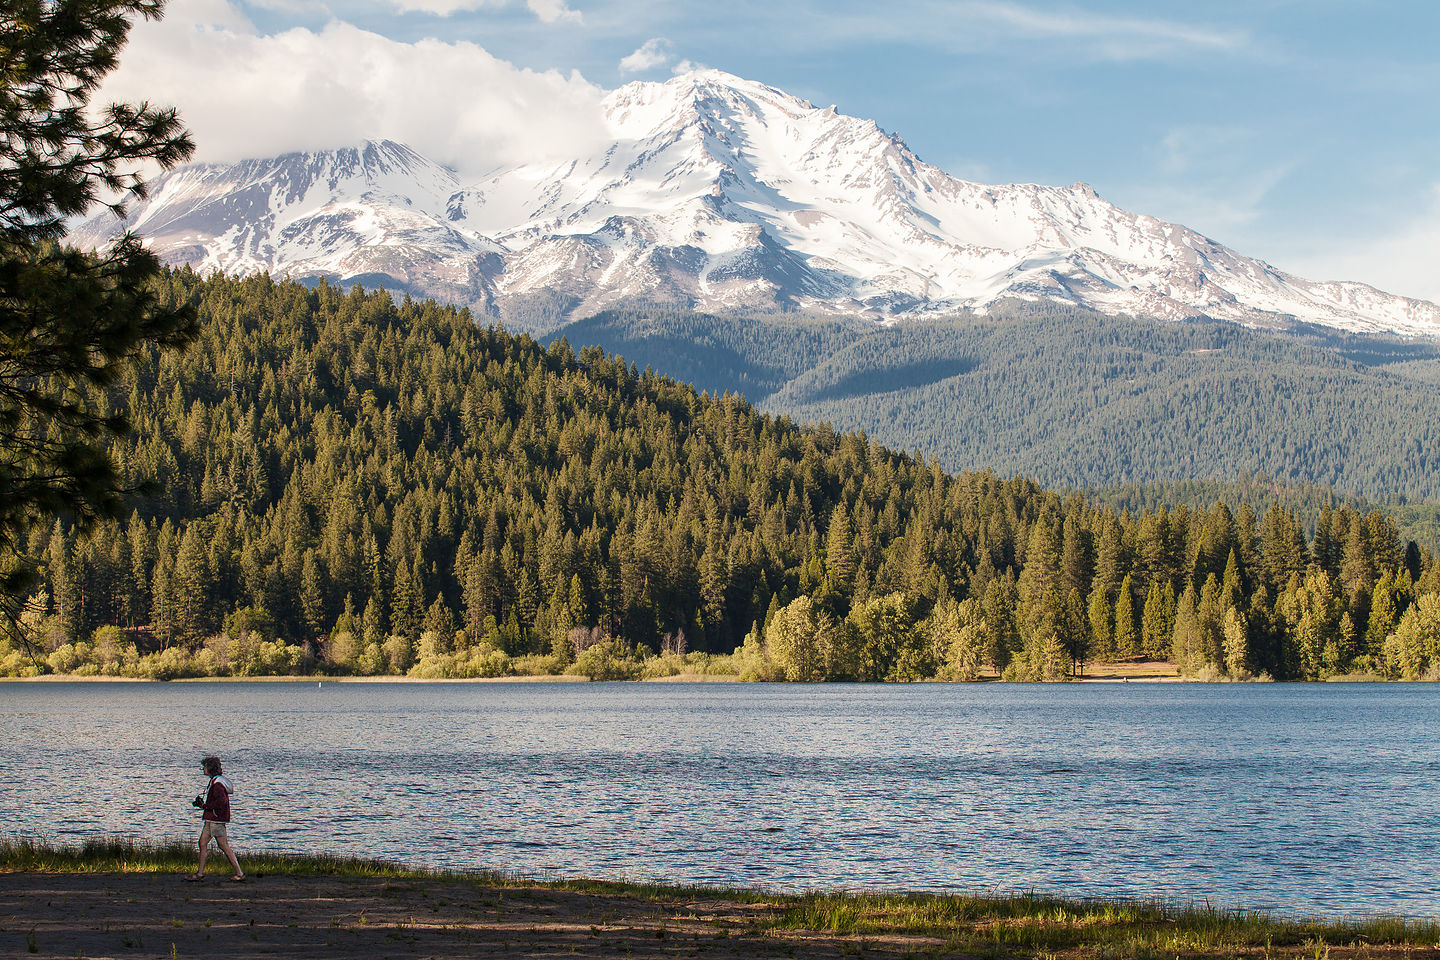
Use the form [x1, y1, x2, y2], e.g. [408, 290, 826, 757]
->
[11, 271, 1440, 685]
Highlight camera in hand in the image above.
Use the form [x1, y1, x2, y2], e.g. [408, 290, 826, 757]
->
[192, 796, 204, 808]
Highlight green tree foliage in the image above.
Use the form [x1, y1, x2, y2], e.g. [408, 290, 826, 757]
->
[1113, 574, 1138, 659]
[9, 271, 1438, 682]
[557, 304, 1440, 506]
[0, 0, 195, 624]
[765, 595, 840, 682]
[1383, 593, 1440, 681]
[932, 595, 983, 681]
[848, 593, 926, 682]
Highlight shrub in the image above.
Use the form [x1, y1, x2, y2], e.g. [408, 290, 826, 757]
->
[511, 653, 563, 676]
[567, 638, 642, 681]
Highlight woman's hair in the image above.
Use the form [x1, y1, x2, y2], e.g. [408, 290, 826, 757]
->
[202, 755, 222, 776]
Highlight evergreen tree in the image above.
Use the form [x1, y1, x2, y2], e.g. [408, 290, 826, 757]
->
[1140, 581, 1169, 660]
[1113, 574, 1138, 659]
[390, 558, 423, 642]
[1364, 570, 1399, 657]
[1222, 605, 1250, 677]
[299, 551, 326, 639]
[1092, 515, 1126, 593]
[824, 502, 857, 598]
[422, 593, 455, 651]
[1197, 573, 1224, 669]
[1171, 582, 1202, 675]
[0, 0, 195, 629]
[1060, 508, 1091, 597]
[171, 524, 211, 645]
[1087, 584, 1114, 661]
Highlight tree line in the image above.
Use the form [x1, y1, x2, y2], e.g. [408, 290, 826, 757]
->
[8, 270, 1440, 681]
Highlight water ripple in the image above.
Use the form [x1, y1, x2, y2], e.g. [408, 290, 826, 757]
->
[0, 680, 1436, 917]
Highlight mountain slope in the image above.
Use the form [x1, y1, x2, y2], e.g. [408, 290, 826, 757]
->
[69, 140, 505, 308]
[550, 304, 1440, 502]
[23, 270, 1440, 684]
[71, 71, 1440, 336]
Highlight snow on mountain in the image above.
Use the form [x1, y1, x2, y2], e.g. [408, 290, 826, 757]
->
[70, 70, 1440, 337]
[68, 139, 506, 307]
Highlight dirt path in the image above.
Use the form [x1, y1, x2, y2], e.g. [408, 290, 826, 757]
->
[0, 871, 943, 960]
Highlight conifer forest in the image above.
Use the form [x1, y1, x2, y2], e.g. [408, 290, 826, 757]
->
[11, 271, 1440, 682]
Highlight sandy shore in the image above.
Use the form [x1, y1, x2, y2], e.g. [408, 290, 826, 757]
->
[0, 870, 928, 959]
[0, 666, 1184, 683]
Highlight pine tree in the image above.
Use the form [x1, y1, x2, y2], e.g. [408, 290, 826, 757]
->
[1363, 570, 1398, 656]
[1140, 581, 1169, 660]
[0, 0, 196, 630]
[171, 524, 212, 645]
[1060, 508, 1091, 597]
[299, 551, 326, 639]
[1197, 573, 1224, 668]
[45, 524, 77, 640]
[1087, 585, 1114, 661]
[1093, 515, 1126, 593]
[389, 558, 422, 641]
[981, 576, 1018, 671]
[1113, 573, 1138, 659]
[1171, 582, 1201, 675]
[1222, 605, 1250, 677]
[824, 503, 857, 596]
[422, 593, 455, 651]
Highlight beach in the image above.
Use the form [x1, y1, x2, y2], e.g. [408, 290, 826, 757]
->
[0, 869, 928, 959]
[3, 861, 1438, 960]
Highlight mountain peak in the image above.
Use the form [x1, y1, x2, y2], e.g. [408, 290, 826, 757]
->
[69, 72, 1440, 337]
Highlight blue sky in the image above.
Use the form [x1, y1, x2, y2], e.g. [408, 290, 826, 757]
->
[114, 0, 1440, 301]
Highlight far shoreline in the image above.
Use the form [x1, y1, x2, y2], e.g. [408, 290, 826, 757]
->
[0, 659, 1414, 684]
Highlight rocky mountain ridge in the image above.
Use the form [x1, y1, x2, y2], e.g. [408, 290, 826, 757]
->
[70, 70, 1440, 336]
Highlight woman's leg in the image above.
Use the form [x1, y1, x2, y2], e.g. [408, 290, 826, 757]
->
[193, 823, 212, 877]
[216, 834, 243, 879]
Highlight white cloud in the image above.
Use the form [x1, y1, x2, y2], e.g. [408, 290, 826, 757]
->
[963, 1, 1246, 58]
[389, 0, 500, 13]
[1112, 124, 1294, 244]
[101, 1, 607, 176]
[794, 1, 1249, 63]
[386, 0, 580, 23]
[244, 0, 330, 14]
[1284, 183, 1440, 304]
[524, 0, 581, 25]
[619, 37, 671, 74]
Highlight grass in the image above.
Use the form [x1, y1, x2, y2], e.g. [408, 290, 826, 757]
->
[771, 890, 1440, 954]
[0, 837, 431, 880]
[3, 839, 1438, 957]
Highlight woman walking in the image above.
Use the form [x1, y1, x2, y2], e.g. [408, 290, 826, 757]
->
[187, 755, 244, 881]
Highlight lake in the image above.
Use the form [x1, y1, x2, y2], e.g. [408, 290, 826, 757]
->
[1, 680, 1436, 917]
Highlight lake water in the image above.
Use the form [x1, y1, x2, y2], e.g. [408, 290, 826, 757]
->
[1, 680, 1436, 917]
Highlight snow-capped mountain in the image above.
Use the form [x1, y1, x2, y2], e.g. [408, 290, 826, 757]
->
[70, 70, 1440, 336]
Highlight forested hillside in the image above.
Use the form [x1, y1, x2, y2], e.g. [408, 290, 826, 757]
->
[554, 305, 1440, 503]
[10, 272, 1440, 682]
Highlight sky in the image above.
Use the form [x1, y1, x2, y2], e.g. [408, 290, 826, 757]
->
[104, 0, 1440, 302]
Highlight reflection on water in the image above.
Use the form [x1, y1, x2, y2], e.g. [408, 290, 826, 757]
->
[1, 680, 1436, 917]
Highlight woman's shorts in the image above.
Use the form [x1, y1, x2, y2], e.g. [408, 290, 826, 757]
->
[201, 820, 228, 840]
